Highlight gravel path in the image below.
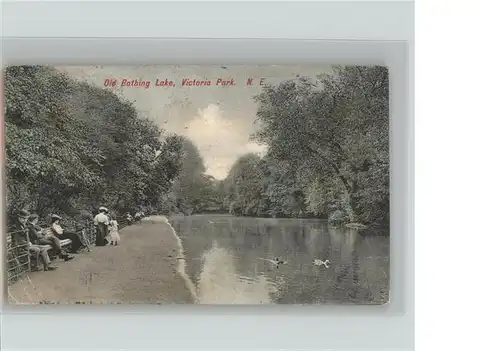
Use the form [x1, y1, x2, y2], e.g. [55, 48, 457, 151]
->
[7, 216, 195, 304]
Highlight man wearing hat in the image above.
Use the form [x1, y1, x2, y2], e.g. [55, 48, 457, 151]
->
[11, 209, 30, 247]
[25, 213, 58, 270]
[11, 209, 57, 271]
[27, 213, 73, 261]
[94, 207, 110, 246]
[13, 209, 29, 229]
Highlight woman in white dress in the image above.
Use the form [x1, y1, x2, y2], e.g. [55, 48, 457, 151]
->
[108, 217, 120, 246]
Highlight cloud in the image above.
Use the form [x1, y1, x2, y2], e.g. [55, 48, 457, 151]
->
[57, 65, 332, 179]
[185, 104, 267, 179]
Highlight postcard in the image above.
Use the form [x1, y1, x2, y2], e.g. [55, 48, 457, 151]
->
[4, 65, 389, 305]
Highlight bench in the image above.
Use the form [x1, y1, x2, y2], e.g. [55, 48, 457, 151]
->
[39, 228, 73, 258]
[6, 224, 91, 285]
[6, 228, 73, 263]
[41, 228, 72, 247]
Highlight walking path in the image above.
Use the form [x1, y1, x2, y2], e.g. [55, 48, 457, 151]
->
[7, 216, 196, 304]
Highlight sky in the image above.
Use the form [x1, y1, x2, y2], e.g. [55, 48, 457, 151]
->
[57, 65, 333, 179]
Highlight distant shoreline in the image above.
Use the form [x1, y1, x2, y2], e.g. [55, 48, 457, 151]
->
[167, 213, 389, 236]
[169, 212, 327, 220]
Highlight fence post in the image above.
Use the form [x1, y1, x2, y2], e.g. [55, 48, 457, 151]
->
[25, 229, 31, 271]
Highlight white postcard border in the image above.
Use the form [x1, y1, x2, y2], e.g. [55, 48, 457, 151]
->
[0, 1, 414, 351]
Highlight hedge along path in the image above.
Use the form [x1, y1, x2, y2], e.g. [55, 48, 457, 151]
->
[7, 216, 195, 304]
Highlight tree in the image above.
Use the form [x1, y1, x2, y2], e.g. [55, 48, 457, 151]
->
[169, 136, 223, 214]
[223, 153, 268, 216]
[235, 65, 390, 227]
[4, 65, 183, 225]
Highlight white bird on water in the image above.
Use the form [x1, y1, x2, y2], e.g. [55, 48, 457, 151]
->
[313, 259, 331, 268]
[258, 257, 287, 267]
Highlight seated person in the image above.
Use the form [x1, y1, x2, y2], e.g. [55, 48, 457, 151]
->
[51, 214, 85, 253]
[11, 209, 30, 240]
[126, 212, 133, 225]
[11, 209, 33, 262]
[134, 211, 142, 222]
[29, 242, 57, 271]
[11, 210, 58, 271]
[27, 214, 73, 261]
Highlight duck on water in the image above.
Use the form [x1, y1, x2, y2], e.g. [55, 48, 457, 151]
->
[258, 257, 287, 268]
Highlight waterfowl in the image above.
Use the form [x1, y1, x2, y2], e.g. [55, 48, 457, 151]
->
[258, 257, 287, 267]
[313, 259, 331, 268]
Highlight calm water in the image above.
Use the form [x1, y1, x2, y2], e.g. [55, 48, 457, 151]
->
[169, 214, 389, 305]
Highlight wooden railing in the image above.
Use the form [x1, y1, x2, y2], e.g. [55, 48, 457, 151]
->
[6, 229, 32, 285]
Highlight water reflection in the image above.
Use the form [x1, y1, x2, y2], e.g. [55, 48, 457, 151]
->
[196, 242, 278, 304]
[170, 215, 389, 305]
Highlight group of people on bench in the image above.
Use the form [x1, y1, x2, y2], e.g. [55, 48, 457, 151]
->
[125, 211, 145, 225]
[13, 209, 88, 272]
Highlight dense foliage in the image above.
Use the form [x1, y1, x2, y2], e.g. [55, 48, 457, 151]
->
[167, 136, 225, 215]
[4, 66, 184, 227]
[4, 65, 389, 231]
[222, 66, 389, 229]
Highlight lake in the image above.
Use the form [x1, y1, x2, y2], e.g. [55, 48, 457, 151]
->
[169, 214, 390, 305]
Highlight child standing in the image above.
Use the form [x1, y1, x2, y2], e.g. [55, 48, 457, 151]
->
[109, 217, 120, 246]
